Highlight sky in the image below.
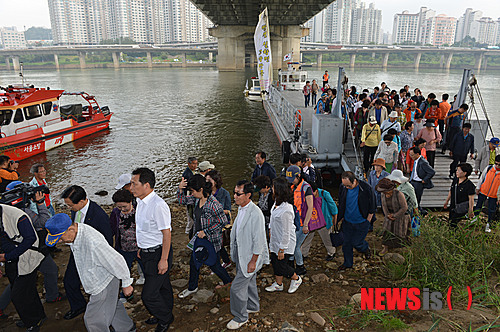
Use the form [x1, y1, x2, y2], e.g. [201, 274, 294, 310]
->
[1, 0, 500, 33]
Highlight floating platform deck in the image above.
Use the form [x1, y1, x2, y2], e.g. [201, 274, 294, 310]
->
[263, 88, 482, 209]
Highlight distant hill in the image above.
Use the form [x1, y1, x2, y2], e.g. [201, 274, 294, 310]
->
[24, 27, 52, 40]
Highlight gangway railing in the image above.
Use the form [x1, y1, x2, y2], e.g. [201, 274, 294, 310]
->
[268, 85, 302, 147]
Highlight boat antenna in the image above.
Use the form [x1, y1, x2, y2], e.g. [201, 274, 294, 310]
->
[19, 62, 25, 86]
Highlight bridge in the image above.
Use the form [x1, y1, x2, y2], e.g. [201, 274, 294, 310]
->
[192, 0, 335, 71]
[2, 44, 499, 71]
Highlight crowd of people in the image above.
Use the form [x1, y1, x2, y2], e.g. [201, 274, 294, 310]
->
[0, 78, 498, 331]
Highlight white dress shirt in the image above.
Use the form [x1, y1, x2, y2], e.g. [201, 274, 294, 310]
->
[412, 157, 423, 182]
[234, 203, 250, 237]
[71, 223, 133, 295]
[135, 191, 172, 249]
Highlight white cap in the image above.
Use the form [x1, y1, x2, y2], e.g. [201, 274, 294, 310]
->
[389, 111, 398, 118]
[115, 173, 132, 189]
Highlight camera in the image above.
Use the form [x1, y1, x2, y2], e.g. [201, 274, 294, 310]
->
[0, 183, 50, 209]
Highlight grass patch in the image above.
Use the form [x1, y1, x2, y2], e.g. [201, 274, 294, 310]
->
[385, 215, 500, 310]
[333, 305, 408, 331]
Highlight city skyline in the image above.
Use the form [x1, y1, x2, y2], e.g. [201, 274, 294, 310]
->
[1, 0, 500, 33]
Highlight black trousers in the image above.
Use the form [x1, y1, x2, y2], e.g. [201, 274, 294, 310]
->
[6, 261, 45, 328]
[363, 146, 377, 173]
[443, 126, 461, 152]
[450, 154, 467, 176]
[141, 245, 174, 324]
[410, 180, 424, 207]
[64, 252, 87, 311]
[427, 150, 436, 168]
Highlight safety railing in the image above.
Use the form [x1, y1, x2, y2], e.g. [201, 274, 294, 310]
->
[269, 85, 302, 140]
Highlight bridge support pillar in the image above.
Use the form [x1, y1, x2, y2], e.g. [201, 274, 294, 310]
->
[5, 57, 11, 70]
[182, 53, 187, 68]
[483, 56, 488, 70]
[250, 52, 256, 67]
[12, 56, 20, 71]
[382, 53, 389, 68]
[54, 54, 60, 70]
[79, 52, 86, 69]
[208, 52, 213, 62]
[111, 52, 119, 69]
[349, 54, 356, 68]
[316, 54, 322, 67]
[439, 54, 445, 68]
[209, 25, 308, 71]
[445, 53, 453, 70]
[474, 53, 484, 71]
[146, 52, 153, 68]
[413, 52, 421, 70]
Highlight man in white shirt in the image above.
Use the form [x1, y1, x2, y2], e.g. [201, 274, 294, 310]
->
[380, 111, 401, 135]
[130, 168, 174, 332]
[60, 185, 113, 320]
[227, 180, 269, 330]
[409, 147, 435, 210]
[45, 213, 135, 332]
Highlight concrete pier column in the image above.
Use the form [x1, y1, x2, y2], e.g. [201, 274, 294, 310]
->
[250, 52, 256, 68]
[5, 57, 11, 70]
[78, 52, 86, 69]
[349, 54, 356, 68]
[300, 53, 303, 63]
[208, 52, 213, 62]
[316, 54, 323, 67]
[413, 52, 422, 70]
[209, 25, 307, 71]
[181, 53, 187, 68]
[483, 56, 488, 70]
[12, 56, 20, 71]
[445, 53, 453, 70]
[146, 52, 153, 68]
[439, 54, 445, 68]
[54, 54, 60, 70]
[382, 53, 389, 68]
[474, 53, 484, 71]
[111, 52, 119, 69]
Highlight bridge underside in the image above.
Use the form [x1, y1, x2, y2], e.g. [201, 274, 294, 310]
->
[191, 0, 334, 25]
[193, 0, 334, 71]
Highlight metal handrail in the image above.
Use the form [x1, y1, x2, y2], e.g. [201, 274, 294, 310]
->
[269, 85, 302, 140]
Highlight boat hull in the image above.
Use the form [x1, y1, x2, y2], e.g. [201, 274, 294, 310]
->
[0, 113, 112, 160]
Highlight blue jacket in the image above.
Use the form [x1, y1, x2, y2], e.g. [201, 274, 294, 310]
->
[251, 161, 276, 182]
[338, 180, 376, 222]
[317, 189, 338, 230]
[450, 133, 474, 156]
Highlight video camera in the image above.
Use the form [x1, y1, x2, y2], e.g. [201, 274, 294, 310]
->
[0, 183, 50, 209]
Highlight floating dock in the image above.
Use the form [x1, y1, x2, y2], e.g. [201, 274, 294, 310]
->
[263, 68, 488, 208]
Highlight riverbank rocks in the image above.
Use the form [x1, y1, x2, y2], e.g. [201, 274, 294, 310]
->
[190, 289, 214, 303]
[349, 293, 362, 307]
[95, 190, 108, 196]
[279, 321, 301, 332]
[171, 279, 188, 288]
[383, 253, 405, 265]
[309, 312, 326, 326]
[311, 273, 329, 283]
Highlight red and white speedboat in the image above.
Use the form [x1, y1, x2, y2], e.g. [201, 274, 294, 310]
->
[0, 85, 112, 160]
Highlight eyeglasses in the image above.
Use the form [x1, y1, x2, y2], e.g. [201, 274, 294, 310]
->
[495, 162, 500, 166]
[234, 192, 245, 196]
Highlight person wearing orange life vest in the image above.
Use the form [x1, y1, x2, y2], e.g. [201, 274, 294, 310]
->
[475, 155, 500, 233]
[286, 165, 313, 276]
[322, 70, 329, 88]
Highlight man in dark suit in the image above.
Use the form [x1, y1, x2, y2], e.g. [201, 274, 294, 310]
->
[60, 185, 113, 320]
[409, 147, 435, 210]
[251, 151, 276, 183]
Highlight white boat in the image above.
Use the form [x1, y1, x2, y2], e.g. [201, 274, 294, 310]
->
[278, 62, 308, 91]
[243, 78, 262, 101]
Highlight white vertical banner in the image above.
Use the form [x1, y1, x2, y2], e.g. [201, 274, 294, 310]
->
[254, 8, 273, 93]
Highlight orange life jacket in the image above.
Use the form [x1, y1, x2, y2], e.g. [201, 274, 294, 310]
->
[480, 166, 500, 198]
[323, 73, 329, 81]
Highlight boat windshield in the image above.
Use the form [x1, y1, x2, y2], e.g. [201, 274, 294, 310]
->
[0, 110, 13, 125]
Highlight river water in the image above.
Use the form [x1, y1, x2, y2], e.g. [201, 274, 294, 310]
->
[0, 67, 498, 204]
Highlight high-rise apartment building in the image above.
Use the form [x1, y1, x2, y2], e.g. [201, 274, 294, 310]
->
[470, 17, 498, 45]
[392, 10, 420, 44]
[0, 27, 27, 49]
[420, 14, 457, 46]
[351, 3, 382, 44]
[48, 0, 213, 45]
[303, 0, 381, 44]
[455, 8, 483, 43]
